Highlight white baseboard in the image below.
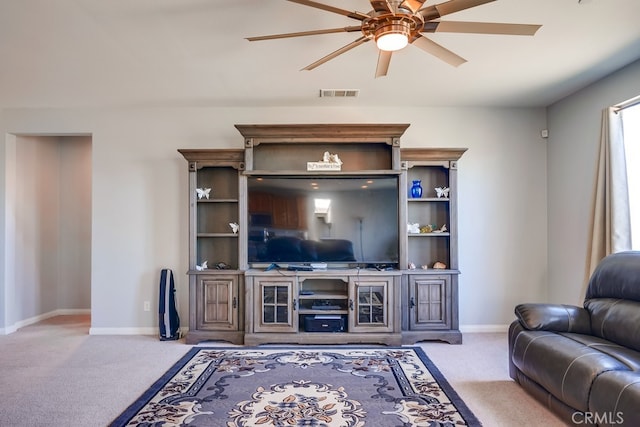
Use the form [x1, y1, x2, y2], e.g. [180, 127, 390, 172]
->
[89, 327, 157, 336]
[2, 316, 507, 337]
[89, 326, 189, 337]
[460, 324, 509, 333]
[0, 309, 91, 335]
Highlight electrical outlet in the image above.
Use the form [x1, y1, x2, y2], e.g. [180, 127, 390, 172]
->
[143, 301, 151, 312]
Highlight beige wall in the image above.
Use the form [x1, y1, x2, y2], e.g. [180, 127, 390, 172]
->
[546, 58, 640, 304]
[1, 106, 547, 333]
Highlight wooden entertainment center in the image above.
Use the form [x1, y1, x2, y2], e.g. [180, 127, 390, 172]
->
[179, 124, 466, 345]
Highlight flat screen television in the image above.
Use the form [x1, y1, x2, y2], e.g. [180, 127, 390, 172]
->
[247, 175, 400, 267]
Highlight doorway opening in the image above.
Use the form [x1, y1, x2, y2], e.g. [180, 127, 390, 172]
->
[3, 134, 92, 333]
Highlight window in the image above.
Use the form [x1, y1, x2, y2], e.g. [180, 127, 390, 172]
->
[621, 102, 640, 249]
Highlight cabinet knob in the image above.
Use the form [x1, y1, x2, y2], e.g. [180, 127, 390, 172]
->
[349, 299, 354, 311]
[293, 299, 297, 311]
[410, 297, 415, 308]
[232, 297, 237, 309]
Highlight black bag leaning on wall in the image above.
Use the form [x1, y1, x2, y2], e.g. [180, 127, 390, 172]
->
[159, 268, 181, 341]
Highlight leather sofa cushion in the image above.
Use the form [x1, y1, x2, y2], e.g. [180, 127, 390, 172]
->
[589, 371, 640, 426]
[515, 303, 591, 333]
[560, 332, 640, 370]
[511, 330, 631, 412]
[586, 251, 640, 302]
[586, 298, 640, 352]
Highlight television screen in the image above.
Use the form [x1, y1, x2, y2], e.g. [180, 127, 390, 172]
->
[247, 175, 399, 266]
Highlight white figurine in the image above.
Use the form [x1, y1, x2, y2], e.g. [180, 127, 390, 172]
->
[229, 222, 239, 234]
[435, 187, 450, 198]
[321, 151, 343, 165]
[196, 188, 211, 199]
[408, 223, 421, 234]
[433, 224, 448, 233]
[196, 261, 208, 271]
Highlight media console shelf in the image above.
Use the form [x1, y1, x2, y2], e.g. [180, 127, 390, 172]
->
[179, 124, 466, 345]
[244, 269, 401, 346]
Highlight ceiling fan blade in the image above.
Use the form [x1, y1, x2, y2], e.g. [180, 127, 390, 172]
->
[288, 0, 370, 21]
[247, 26, 363, 42]
[369, 0, 393, 13]
[302, 36, 370, 71]
[421, 0, 496, 21]
[411, 35, 467, 67]
[375, 50, 392, 78]
[399, 0, 428, 14]
[424, 21, 541, 36]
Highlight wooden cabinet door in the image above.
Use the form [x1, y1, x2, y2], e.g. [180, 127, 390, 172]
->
[349, 277, 394, 333]
[254, 278, 297, 333]
[270, 194, 307, 229]
[408, 275, 451, 330]
[197, 276, 238, 331]
[249, 192, 272, 214]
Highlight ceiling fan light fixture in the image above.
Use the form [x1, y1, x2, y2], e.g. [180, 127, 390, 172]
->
[375, 21, 410, 52]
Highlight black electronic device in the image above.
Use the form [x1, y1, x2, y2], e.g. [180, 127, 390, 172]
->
[303, 315, 346, 333]
[287, 264, 313, 271]
[247, 175, 400, 266]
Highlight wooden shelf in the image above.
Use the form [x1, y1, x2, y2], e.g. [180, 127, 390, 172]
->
[197, 199, 239, 203]
[244, 170, 401, 177]
[298, 309, 348, 315]
[298, 292, 347, 300]
[408, 198, 449, 202]
[408, 232, 451, 237]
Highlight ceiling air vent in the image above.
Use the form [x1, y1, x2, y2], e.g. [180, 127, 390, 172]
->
[319, 89, 359, 98]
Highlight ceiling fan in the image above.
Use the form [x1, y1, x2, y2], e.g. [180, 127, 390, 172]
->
[247, 0, 541, 77]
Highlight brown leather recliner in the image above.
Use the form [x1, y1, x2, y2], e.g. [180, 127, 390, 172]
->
[509, 251, 640, 426]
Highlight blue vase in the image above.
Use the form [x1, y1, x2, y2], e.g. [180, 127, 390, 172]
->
[410, 180, 423, 198]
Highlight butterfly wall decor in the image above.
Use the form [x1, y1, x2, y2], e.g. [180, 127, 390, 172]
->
[435, 187, 450, 198]
[196, 188, 211, 199]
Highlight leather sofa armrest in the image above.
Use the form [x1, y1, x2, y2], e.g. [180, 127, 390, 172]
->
[514, 303, 591, 333]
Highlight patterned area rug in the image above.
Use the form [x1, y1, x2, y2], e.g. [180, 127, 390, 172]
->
[110, 346, 481, 426]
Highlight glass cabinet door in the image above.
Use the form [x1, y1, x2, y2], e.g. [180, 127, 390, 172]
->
[254, 279, 297, 332]
[263, 285, 289, 324]
[357, 285, 385, 324]
[350, 278, 394, 333]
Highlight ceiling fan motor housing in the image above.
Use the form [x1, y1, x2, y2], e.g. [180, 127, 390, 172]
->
[363, 12, 425, 44]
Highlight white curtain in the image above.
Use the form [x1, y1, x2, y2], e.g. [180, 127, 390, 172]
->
[585, 107, 632, 285]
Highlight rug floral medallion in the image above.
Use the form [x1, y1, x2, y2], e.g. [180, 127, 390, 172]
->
[111, 346, 480, 427]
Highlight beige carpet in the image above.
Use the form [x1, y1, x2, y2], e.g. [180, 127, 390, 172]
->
[0, 315, 565, 427]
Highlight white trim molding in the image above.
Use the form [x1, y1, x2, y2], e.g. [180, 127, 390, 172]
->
[0, 309, 90, 335]
[460, 324, 509, 333]
[89, 327, 157, 336]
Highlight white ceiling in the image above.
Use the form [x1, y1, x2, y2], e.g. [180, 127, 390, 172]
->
[1, 0, 639, 109]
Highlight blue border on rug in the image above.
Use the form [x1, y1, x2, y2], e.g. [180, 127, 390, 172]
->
[411, 346, 481, 426]
[109, 346, 482, 426]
